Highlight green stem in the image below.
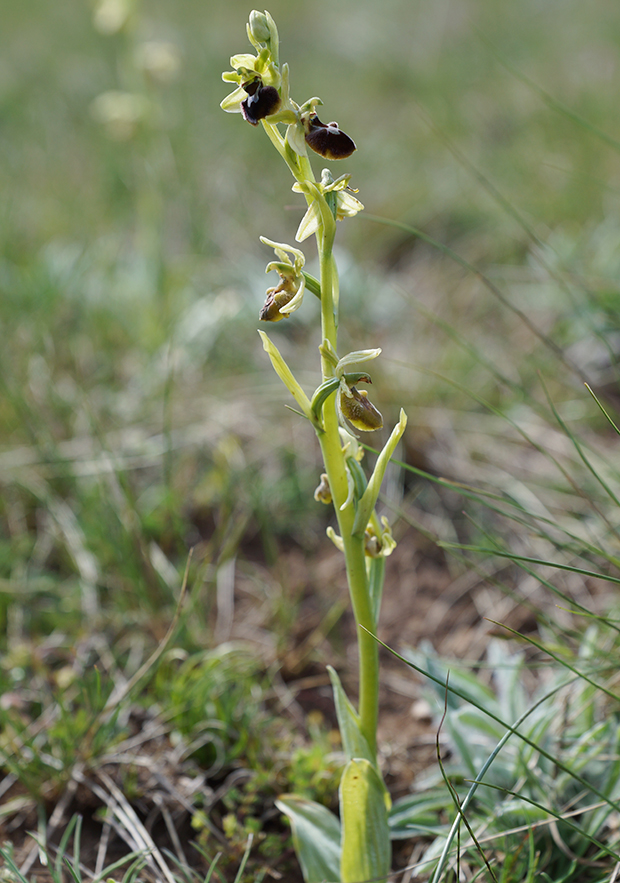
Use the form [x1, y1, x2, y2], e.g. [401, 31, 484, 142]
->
[261, 121, 315, 187]
[315, 227, 379, 761]
[262, 118, 381, 760]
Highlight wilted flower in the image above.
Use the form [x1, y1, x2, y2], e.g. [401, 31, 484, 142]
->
[338, 384, 383, 433]
[259, 237, 306, 321]
[293, 170, 364, 242]
[364, 516, 396, 558]
[334, 349, 383, 434]
[314, 473, 332, 504]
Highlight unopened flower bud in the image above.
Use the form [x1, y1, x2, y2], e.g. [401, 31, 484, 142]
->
[241, 79, 281, 125]
[314, 473, 332, 505]
[259, 238, 306, 320]
[248, 10, 271, 43]
[304, 114, 356, 160]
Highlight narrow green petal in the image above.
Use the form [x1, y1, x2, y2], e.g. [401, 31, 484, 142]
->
[260, 236, 305, 266]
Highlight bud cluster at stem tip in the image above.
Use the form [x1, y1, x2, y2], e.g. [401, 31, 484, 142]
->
[220, 10, 356, 161]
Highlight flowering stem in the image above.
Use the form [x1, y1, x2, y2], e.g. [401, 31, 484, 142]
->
[223, 18, 397, 879]
[315, 224, 380, 760]
[229, 35, 383, 767]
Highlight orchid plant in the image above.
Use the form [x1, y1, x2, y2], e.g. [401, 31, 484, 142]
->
[222, 12, 407, 882]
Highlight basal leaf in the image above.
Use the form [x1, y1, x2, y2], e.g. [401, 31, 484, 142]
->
[276, 794, 341, 883]
[339, 759, 391, 883]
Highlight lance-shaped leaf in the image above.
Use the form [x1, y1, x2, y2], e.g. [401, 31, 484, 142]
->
[327, 666, 375, 766]
[258, 330, 314, 424]
[340, 759, 391, 883]
[352, 408, 407, 537]
[276, 795, 341, 883]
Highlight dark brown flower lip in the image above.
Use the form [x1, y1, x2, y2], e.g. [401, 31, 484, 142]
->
[304, 113, 356, 160]
[241, 80, 281, 125]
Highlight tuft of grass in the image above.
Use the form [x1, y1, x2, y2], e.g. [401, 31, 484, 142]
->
[387, 631, 620, 882]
